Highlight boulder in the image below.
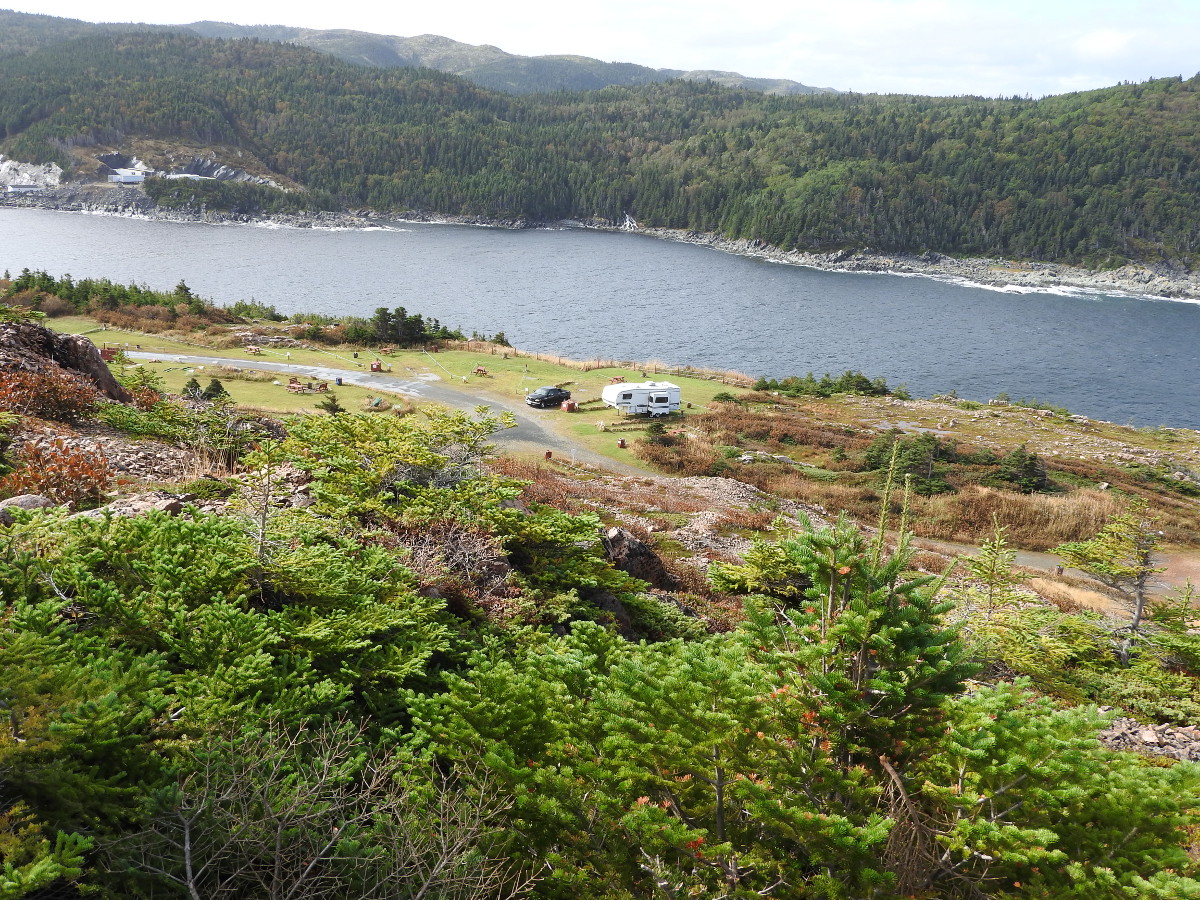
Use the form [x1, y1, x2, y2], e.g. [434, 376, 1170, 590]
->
[0, 320, 131, 402]
[0, 493, 57, 526]
[585, 589, 636, 640]
[0, 493, 55, 511]
[72, 492, 187, 520]
[603, 527, 678, 590]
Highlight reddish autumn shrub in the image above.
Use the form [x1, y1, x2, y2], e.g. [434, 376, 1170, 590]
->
[633, 438, 724, 477]
[0, 369, 99, 423]
[0, 437, 112, 507]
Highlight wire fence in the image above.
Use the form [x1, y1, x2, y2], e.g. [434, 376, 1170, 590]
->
[443, 341, 756, 386]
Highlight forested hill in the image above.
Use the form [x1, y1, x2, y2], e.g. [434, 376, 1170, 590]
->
[181, 20, 834, 96]
[2, 28, 1199, 268]
[0, 10, 833, 96]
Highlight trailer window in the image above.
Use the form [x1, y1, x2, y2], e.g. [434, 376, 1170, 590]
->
[620, 392, 632, 400]
[651, 395, 667, 403]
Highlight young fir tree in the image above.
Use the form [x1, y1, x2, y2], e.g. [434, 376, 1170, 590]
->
[1055, 499, 1166, 664]
[314, 392, 345, 415]
[181, 376, 203, 399]
[957, 520, 1032, 671]
[201, 377, 229, 401]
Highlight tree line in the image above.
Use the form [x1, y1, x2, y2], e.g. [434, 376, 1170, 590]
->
[2, 269, 465, 345]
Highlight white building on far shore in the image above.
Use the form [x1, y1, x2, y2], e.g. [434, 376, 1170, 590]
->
[108, 168, 146, 184]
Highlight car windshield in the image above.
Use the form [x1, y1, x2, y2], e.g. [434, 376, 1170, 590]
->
[531, 388, 556, 396]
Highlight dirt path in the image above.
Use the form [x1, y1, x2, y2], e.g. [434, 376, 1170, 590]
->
[131, 352, 649, 476]
[913, 537, 1197, 598]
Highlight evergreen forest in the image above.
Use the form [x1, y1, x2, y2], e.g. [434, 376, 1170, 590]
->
[1, 28, 1198, 268]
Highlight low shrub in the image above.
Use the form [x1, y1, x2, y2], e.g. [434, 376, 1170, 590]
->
[95, 400, 190, 440]
[634, 438, 724, 476]
[0, 437, 112, 507]
[179, 476, 236, 501]
[34, 294, 75, 317]
[0, 368, 99, 423]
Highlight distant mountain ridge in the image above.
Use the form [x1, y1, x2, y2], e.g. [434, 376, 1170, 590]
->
[182, 21, 838, 95]
[0, 10, 836, 96]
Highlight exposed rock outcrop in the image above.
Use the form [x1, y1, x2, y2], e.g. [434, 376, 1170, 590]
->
[603, 526, 679, 590]
[170, 157, 281, 186]
[0, 320, 131, 402]
[74, 491, 188, 519]
[1099, 715, 1200, 761]
[0, 154, 62, 188]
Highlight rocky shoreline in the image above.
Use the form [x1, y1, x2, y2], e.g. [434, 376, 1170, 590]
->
[4, 185, 1199, 301]
[636, 228, 1200, 302]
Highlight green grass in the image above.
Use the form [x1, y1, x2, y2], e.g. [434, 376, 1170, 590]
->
[117, 359, 407, 415]
[50, 317, 742, 447]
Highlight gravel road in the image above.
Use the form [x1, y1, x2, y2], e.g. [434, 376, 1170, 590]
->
[130, 352, 649, 475]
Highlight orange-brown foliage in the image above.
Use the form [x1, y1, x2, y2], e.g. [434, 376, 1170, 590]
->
[0, 368, 99, 423]
[0, 437, 113, 507]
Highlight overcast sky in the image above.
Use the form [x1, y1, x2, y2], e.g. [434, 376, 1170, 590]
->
[9, 0, 1199, 97]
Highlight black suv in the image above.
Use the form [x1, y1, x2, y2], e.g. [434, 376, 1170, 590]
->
[525, 386, 571, 408]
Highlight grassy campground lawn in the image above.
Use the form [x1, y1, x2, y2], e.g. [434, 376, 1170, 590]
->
[51, 317, 740, 466]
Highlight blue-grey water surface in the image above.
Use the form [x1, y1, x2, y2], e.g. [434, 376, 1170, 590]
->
[2, 208, 1197, 428]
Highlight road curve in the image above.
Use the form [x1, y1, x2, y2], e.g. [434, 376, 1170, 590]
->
[130, 352, 648, 475]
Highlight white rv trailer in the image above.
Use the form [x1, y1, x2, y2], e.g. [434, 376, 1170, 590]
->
[600, 381, 681, 417]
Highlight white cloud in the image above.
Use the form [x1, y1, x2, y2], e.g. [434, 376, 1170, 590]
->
[1073, 29, 1134, 61]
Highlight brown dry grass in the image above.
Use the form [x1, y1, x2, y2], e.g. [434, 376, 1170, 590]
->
[702, 468, 1134, 551]
[912, 487, 1124, 548]
[488, 457, 709, 516]
[699, 406, 871, 452]
[634, 397, 1200, 551]
[633, 438, 724, 477]
[715, 507, 779, 533]
[1027, 576, 1126, 616]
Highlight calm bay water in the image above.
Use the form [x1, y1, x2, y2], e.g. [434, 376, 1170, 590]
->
[2, 208, 1198, 428]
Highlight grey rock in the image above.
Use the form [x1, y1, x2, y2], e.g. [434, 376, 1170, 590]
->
[76, 492, 187, 520]
[0, 320, 131, 402]
[0, 494, 55, 510]
[1101, 717, 1200, 761]
[603, 527, 678, 591]
[587, 589, 636, 640]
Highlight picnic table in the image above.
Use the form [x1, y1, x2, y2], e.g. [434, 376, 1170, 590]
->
[286, 378, 329, 394]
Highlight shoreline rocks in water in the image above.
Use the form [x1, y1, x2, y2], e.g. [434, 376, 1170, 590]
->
[3, 186, 1198, 301]
[636, 228, 1200, 302]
